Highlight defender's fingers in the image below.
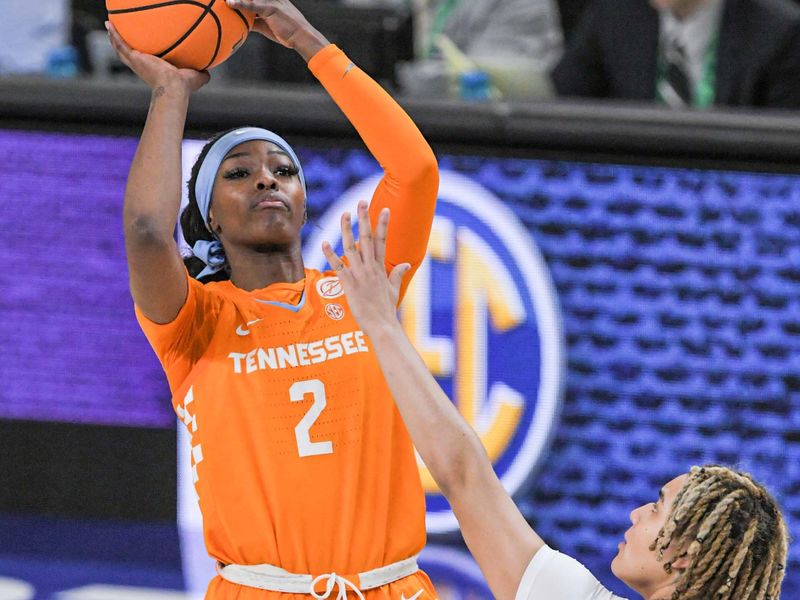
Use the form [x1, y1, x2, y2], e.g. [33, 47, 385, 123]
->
[375, 208, 390, 266]
[322, 241, 345, 273]
[356, 201, 373, 261]
[388, 263, 411, 288]
[340, 211, 361, 266]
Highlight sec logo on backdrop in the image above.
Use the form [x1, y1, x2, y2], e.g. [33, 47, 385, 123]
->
[305, 170, 565, 534]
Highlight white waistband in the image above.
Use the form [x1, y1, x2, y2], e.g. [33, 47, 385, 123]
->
[217, 556, 419, 599]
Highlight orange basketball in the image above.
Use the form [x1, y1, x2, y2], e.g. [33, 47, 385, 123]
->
[106, 0, 254, 70]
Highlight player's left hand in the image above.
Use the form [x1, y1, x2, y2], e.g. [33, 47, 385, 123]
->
[321, 202, 410, 331]
[105, 21, 210, 93]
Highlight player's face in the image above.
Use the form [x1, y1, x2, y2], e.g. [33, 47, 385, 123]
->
[208, 140, 306, 248]
[611, 474, 687, 596]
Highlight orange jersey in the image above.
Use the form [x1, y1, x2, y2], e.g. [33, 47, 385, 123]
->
[135, 45, 439, 597]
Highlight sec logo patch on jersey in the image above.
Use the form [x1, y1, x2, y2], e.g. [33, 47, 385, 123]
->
[325, 303, 345, 321]
[305, 170, 565, 534]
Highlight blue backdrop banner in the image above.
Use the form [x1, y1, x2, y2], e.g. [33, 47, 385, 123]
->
[0, 129, 797, 598]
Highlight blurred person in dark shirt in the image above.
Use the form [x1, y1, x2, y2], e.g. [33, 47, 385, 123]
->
[552, 0, 800, 109]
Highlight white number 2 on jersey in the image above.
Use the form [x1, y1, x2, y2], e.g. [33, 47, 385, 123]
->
[290, 379, 334, 458]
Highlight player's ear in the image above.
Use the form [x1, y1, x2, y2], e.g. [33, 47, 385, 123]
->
[208, 208, 222, 234]
[665, 553, 690, 578]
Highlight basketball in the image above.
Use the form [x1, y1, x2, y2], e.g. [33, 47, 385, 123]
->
[106, 0, 255, 70]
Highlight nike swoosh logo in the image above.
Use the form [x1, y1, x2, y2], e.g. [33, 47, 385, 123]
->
[401, 590, 423, 600]
[235, 319, 263, 336]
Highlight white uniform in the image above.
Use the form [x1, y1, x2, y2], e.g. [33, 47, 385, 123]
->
[515, 546, 627, 600]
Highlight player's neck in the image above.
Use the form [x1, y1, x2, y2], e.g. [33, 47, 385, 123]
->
[228, 244, 305, 291]
[641, 580, 678, 600]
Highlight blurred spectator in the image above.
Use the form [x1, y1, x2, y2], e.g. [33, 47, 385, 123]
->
[557, 0, 593, 42]
[0, 2, 70, 74]
[552, 0, 800, 109]
[347, 0, 563, 99]
[346, 0, 563, 67]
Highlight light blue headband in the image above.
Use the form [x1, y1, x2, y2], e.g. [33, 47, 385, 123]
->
[191, 127, 306, 279]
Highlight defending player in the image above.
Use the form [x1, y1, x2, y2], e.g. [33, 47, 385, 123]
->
[325, 206, 789, 600]
[108, 0, 439, 598]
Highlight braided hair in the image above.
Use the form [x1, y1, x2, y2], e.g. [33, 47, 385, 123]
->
[650, 465, 788, 599]
[181, 128, 239, 283]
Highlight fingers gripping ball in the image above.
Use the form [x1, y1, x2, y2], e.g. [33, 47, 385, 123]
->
[106, 0, 254, 70]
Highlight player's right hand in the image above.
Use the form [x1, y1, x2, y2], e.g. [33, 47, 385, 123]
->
[105, 21, 210, 94]
[225, 0, 329, 62]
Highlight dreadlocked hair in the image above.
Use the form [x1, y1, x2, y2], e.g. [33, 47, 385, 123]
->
[649, 464, 788, 600]
[180, 127, 241, 283]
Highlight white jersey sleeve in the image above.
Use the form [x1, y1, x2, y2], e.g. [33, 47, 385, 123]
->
[514, 546, 628, 600]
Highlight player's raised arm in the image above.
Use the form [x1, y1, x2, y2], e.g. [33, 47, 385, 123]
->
[228, 0, 438, 283]
[316, 53, 438, 282]
[107, 22, 210, 323]
[323, 203, 545, 600]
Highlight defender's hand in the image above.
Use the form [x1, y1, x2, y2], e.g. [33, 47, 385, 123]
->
[105, 21, 210, 93]
[225, 0, 329, 61]
[322, 202, 410, 332]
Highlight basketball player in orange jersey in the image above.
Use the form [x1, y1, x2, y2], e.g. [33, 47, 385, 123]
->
[105, 0, 439, 598]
